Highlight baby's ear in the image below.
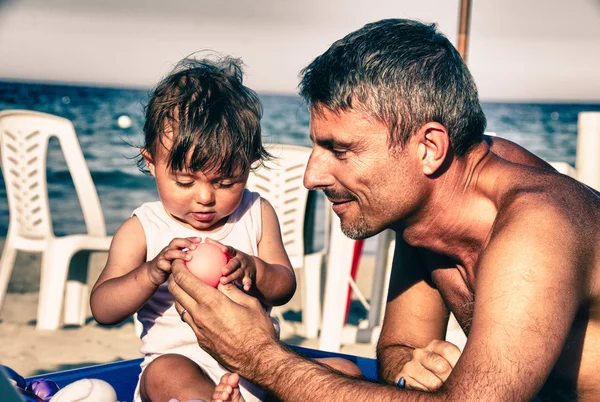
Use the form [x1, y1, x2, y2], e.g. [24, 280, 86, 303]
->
[141, 148, 156, 176]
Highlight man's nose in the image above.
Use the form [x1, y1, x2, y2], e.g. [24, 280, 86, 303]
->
[303, 150, 334, 190]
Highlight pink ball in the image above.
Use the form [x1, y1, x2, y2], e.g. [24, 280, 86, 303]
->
[185, 243, 228, 287]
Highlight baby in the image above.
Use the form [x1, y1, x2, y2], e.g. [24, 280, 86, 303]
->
[90, 54, 360, 402]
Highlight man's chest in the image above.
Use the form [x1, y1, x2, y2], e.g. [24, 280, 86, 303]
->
[427, 262, 476, 334]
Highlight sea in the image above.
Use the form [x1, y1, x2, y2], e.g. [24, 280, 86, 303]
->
[1, 81, 599, 254]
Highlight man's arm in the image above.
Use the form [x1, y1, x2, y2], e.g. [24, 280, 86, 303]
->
[169, 200, 583, 401]
[439, 202, 584, 400]
[168, 258, 440, 401]
[377, 233, 451, 385]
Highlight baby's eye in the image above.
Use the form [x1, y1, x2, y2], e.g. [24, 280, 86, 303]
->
[215, 181, 234, 189]
[175, 181, 194, 189]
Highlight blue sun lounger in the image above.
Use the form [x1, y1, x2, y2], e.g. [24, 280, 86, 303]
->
[24, 346, 378, 400]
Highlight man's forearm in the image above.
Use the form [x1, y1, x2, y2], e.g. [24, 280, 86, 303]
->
[245, 341, 439, 402]
[377, 344, 414, 384]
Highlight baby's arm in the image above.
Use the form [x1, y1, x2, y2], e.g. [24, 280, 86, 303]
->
[211, 198, 296, 306]
[252, 198, 296, 306]
[90, 216, 197, 325]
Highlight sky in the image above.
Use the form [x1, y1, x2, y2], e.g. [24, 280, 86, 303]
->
[0, 0, 599, 102]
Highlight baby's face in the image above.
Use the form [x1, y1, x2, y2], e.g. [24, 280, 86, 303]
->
[147, 141, 249, 232]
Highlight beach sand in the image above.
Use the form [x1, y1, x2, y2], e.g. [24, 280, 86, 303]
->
[0, 239, 466, 378]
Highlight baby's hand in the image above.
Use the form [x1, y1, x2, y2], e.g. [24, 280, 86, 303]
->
[147, 237, 202, 286]
[205, 238, 256, 291]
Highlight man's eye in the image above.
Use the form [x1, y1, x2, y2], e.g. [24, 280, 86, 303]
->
[175, 181, 194, 188]
[331, 149, 347, 158]
[216, 181, 234, 189]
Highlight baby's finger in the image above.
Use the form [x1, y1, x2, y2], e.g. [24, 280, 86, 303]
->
[242, 276, 253, 292]
[163, 248, 191, 262]
[221, 268, 244, 284]
[168, 237, 200, 251]
[221, 259, 241, 276]
[206, 238, 235, 257]
[156, 259, 173, 272]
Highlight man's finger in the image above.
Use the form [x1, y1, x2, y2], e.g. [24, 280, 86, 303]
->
[173, 299, 197, 331]
[420, 352, 453, 381]
[217, 282, 261, 309]
[429, 340, 461, 368]
[400, 360, 443, 391]
[171, 288, 199, 325]
[170, 259, 228, 308]
[402, 374, 434, 392]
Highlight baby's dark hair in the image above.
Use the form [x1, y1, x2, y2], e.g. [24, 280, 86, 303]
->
[138, 54, 270, 177]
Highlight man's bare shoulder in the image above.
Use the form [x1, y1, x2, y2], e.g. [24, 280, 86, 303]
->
[494, 164, 599, 227]
[489, 164, 600, 289]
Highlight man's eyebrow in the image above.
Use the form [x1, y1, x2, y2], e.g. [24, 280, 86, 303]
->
[310, 131, 353, 148]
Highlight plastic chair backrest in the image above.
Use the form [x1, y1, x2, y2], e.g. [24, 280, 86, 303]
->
[246, 144, 312, 260]
[0, 110, 106, 239]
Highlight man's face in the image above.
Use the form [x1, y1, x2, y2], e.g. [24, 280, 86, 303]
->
[304, 106, 421, 239]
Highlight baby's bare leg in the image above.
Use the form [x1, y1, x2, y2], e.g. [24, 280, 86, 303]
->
[317, 357, 363, 377]
[141, 354, 215, 402]
[212, 373, 244, 402]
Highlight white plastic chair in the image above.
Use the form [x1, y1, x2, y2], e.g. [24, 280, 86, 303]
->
[0, 110, 112, 330]
[247, 144, 329, 339]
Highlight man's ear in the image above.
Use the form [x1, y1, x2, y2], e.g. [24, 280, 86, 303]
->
[141, 148, 156, 177]
[416, 122, 450, 176]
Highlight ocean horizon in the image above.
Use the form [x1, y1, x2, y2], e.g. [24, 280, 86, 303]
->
[1, 80, 600, 254]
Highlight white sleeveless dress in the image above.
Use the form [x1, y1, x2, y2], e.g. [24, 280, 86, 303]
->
[132, 189, 273, 402]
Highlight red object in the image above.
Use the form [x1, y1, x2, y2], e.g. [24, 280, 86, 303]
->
[185, 243, 228, 287]
[345, 239, 364, 322]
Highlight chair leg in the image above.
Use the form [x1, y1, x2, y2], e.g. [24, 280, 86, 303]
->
[63, 251, 91, 326]
[319, 215, 356, 352]
[37, 245, 72, 330]
[302, 253, 323, 339]
[64, 281, 88, 326]
[0, 241, 18, 316]
[133, 312, 144, 338]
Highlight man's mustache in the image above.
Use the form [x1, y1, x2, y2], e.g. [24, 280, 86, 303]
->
[323, 188, 357, 201]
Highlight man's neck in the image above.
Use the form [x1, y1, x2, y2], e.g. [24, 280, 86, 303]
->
[398, 142, 499, 267]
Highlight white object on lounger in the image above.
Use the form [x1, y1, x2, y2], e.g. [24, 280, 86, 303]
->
[49, 378, 117, 402]
[0, 110, 112, 330]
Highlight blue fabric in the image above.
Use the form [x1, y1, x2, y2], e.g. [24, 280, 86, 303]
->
[25, 345, 379, 401]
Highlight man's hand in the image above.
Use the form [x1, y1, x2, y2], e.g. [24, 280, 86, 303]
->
[168, 259, 277, 373]
[397, 340, 461, 391]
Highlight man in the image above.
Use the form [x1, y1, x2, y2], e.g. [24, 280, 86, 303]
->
[169, 19, 600, 401]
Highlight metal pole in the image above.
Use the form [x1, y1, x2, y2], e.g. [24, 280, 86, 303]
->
[457, 0, 472, 62]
